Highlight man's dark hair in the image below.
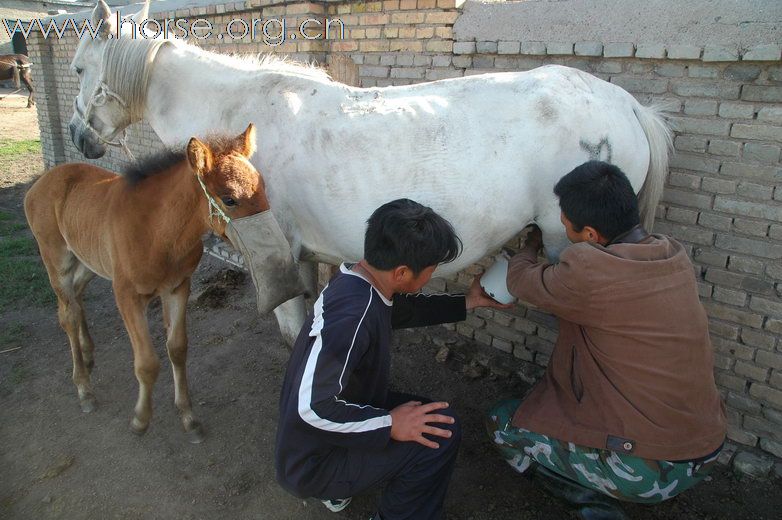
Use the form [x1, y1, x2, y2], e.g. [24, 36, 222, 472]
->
[364, 199, 462, 275]
[553, 161, 640, 241]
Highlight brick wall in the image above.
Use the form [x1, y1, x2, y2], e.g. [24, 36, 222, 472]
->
[27, 0, 782, 460]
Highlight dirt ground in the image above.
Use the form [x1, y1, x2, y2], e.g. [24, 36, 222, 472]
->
[0, 90, 40, 141]
[1, 93, 781, 520]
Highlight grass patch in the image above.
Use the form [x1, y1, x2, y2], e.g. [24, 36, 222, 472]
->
[8, 363, 30, 385]
[0, 212, 53, 312]
[0, 256, 53, 310]
[0, 139, 41, 158]
[0, 236, 38, 256]
[0, 211, 27, 236]
[0, 323, 25, 348]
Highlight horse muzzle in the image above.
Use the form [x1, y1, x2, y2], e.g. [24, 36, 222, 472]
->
[69, 117, 107, 159]
[224, 210, 308, 315]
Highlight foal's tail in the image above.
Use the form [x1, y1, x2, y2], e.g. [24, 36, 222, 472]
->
[633, 103, 673, 231]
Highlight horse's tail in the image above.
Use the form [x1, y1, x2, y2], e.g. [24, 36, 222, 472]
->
[633, 103, 673, 231]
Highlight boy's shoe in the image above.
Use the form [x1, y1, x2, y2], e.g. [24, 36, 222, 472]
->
[321, 497, 352, 512]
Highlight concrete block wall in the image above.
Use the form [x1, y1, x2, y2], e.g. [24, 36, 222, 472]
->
[27, 0, 782, 460]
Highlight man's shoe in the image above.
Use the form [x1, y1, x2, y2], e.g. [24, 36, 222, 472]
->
[321, 497, 352, 512]
[533, 465, 627, 520]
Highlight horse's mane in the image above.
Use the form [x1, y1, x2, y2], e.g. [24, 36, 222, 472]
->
[123, 135, 252, 186]
[197, 45, 334, 82]
[153, 37, 332, 81]
[124, 148, 185, 186]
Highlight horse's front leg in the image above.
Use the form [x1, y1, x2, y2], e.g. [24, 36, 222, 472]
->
[272, 260, 317, 347]
[114, 284, 159, 435]
[161, 278, 204, 443]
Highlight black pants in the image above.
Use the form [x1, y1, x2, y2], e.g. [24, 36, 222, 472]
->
[316, 392, 462, 520]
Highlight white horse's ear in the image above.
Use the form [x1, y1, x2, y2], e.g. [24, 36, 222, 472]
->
[187, 137, 213, 176]
[133, 0, 151, 24]
[240, 123, 257, 158]
[92, 0, 112, 36]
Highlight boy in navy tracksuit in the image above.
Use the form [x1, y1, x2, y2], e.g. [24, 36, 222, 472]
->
[275, 199, 508, 519]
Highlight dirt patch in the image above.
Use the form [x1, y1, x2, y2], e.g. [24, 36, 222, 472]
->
[0, 94, 43, 223]
[195, 269, 248, 309]
[0, 90, 39, 142]
[1, 102, 780, 520]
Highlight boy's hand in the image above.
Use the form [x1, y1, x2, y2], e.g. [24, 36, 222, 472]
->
[390, 401, 455, 449]
[524, 225, 543, 251]
[466, 274, 514, 310]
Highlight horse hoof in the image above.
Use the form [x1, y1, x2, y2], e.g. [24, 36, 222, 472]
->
[80, 396, 97, 413]
[130, 417, 149, 436]
[186, 423, 205, 444]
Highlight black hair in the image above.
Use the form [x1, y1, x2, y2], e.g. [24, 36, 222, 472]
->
[124, 149, 185, 186]
[364, 199, 462, 275]
[553, 160, 640, 242]
[123, 134, 246, 187]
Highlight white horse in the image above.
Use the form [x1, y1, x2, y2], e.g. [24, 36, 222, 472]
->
[68, 0, 672, 344]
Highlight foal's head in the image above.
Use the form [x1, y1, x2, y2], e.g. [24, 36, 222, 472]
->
[187, 123, 269, 239]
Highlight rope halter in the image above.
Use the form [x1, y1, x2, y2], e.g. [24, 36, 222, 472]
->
[195, 174, 232, 225]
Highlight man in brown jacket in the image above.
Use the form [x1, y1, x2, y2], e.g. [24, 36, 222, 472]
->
[487, 161, 726, 520]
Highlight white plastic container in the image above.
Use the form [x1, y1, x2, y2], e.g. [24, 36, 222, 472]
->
[480, 253, 515, 305]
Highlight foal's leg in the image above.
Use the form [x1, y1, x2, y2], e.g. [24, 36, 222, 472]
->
[39, 249, 97, 412]
[114, 285, 159, 435]
[161, 278, 204, 443]
[73, 263, 97, 373]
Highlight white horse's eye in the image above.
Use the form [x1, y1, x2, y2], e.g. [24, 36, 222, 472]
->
[75, 67, 83, 76]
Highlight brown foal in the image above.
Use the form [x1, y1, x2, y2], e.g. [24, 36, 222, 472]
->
[24, 124, 267, 442]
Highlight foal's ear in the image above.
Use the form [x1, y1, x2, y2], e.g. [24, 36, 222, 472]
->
[237, 123, 257, 158]
[92, 0, 113, 37]
[187, 137, 213, 177]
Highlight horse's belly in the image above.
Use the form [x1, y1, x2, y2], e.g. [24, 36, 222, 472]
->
[67, 244, 113, 280]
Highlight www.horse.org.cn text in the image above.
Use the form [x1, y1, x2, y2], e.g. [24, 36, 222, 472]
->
[3, 15, 347, 46]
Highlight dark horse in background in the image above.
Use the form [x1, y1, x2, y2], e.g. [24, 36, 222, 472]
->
[0, 54, 35, 107]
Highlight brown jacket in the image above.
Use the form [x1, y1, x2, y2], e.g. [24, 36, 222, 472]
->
[506, 233, 726, 461]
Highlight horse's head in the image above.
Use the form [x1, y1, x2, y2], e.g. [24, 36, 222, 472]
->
[69, 0, 153, 158]
[187, 123, 269, 241]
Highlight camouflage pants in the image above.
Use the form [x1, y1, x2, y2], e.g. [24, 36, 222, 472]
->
[486, 399, 719, 504]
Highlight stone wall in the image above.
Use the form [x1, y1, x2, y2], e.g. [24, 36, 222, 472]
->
[26, 0, 782, 464]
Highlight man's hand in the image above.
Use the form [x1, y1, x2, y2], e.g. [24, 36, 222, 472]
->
[466, 274, 514, 310]
[524, 225, 543, 252]
[390, 401, 455, 449]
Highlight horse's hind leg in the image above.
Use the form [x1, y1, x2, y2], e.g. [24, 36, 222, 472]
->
[26, 185, 95, 412]
[21, 72, 34, 107]
[73, 264, 97, 373]
[41, 250, 97, 412]
[114, 284, 159, 435]
[535, 210, 571, 264]
[161, 278, 204, 443]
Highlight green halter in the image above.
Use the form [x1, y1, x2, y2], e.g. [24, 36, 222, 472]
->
[196, 174, 231, 224]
